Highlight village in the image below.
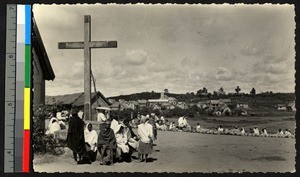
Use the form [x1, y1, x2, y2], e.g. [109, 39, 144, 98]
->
[31, 4, 296, 173]
[44, 90, 296, 119]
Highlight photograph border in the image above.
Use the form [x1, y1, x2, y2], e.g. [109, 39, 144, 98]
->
[0, 0, 299, 176]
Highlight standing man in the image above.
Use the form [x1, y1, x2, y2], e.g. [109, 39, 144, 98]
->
[67, 108, 89, 164]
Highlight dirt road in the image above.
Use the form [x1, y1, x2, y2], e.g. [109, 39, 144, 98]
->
[34, 131, 295, 173]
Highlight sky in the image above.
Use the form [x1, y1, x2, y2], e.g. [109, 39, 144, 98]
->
[33, 4, 295, 97]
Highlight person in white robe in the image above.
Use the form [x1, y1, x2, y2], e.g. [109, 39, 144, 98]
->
[196, 123, 202, 133]
[253, 127, 260, 136]
[115, 124, 132, 162]
[284, 129, 293, 138]
[178, 116, 187, 130]
[169, 122, 176, 131]
[217, 125, 224, 133]
[160, 116, 165, 124]
[239, 127, 245, 136]
[97, 110, 107, 122]
[137, 116, 154, 162]
[277, 128, 284, 137]
[46, 118, 61, 135]
[110, 117, 120, 134]
[261, 128, 268, 137]
[84, 123, 98, 162]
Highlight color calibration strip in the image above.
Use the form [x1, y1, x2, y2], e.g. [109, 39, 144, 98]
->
[16, 4, 31, 173]
[23, 4, 31, 173]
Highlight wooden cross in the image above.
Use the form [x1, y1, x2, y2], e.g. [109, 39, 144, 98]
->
[58, 15, 117, 121]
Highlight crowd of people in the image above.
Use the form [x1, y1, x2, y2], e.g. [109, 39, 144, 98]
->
[132, 114, 295, 139]
[65, 108, 157, 165]
[45, 108, 294, 165]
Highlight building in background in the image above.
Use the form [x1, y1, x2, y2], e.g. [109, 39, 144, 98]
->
[32, 18, 55, 106]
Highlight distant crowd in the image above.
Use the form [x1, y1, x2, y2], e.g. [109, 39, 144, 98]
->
[132, 114, 295, 139]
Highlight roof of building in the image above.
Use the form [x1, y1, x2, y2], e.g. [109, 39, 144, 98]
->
[138, 99, 148, 104]
[219, 99, 231, 103]
[129, 101, 139, 105]
[32, 18, 55, 80]
[210, 100, 220, 104]
[111, 102, 120, 108]
[45, 91, 111, 107]
[148, 99, 169, 103]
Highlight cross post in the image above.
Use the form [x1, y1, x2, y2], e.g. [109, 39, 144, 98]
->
[58, 15, 117, 121]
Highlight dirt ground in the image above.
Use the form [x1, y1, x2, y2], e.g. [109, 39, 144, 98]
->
[33, 130, 295, 173]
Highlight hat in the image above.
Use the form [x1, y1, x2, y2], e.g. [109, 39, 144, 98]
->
[71, 108, 79, 114]
[96, 107, 111, 111]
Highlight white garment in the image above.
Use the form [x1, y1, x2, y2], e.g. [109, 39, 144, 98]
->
[196, 125, 201, 132]
[240, 128, 245, 135]
[169, 123, 175, 130]
[116, 133, 129, 153]
[277, 131, 284, 136]
[160, 116, 165, 123]
[138, 123, 153, 143]
[217, 127, 224, 132]
[284, 131, 292, 136]
[56, 112, 62, 120]
[47, 118, 61, 135]
[178, 117, 187, 127]
[110, 119, 120, 133]
[262, 129, 268, 135]
[78, 110, 84, 119]
[124, 126, 139, 149]
[84, 123, 98, 152]
[253, 128, 260, 135]
[97, 112, 107, 122]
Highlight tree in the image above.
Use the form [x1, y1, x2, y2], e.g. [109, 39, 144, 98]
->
[219, 87, 224, 92]
[207, 92, 212, 98]
[213, 91, 218, 97]
[235, 86, 241, 94]
[164, 88, 169, 93]
[202, 87, 208, 95]
[250, 87, 256, 96]
[197, 87, 208, 96]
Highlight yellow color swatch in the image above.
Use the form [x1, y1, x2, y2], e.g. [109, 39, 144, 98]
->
[24, 88, 30, 130]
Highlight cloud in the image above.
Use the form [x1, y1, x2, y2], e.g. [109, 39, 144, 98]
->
[125, 50, 148, 65]
[253, 56, 290, 75]
[214, 67, 235, 81]
[34, 4, 295, 97]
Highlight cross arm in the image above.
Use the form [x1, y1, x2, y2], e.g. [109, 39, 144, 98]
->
[58, 41, 117, 49]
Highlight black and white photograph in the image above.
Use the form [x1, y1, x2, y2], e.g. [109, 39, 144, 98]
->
[32, 3, 296, 173]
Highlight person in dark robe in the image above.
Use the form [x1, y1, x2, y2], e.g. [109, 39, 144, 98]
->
[98, 120, 117, 165]
[149, 114, 157, 140]
[67, 108, 90, 164]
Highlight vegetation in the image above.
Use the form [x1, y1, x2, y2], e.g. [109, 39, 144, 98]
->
[33, 105, 65, 155]
[109, 91, 294, 105]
